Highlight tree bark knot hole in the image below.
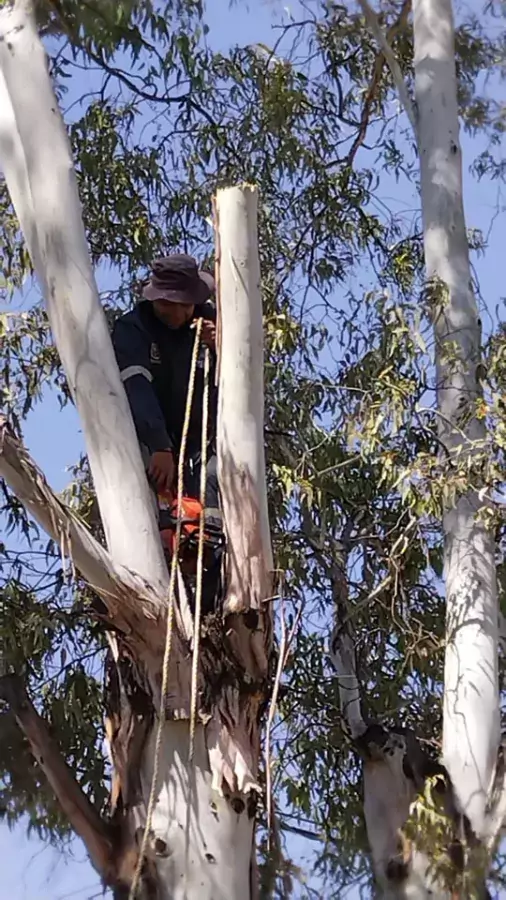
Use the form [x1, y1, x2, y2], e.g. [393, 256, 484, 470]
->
[230, 795, 245, 815]
[385, 856, 410, 884]
[354, 723, 392, 761]
[242, 608, 259, 631]
[153, 837, 170, 858]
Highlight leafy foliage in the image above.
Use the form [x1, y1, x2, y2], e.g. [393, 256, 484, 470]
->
[1, 0, 505, 895]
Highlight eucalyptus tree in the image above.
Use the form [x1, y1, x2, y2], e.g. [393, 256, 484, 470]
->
[0, 0, 504, 897]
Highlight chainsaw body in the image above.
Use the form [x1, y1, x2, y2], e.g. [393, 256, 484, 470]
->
[158, 493, 225, 578]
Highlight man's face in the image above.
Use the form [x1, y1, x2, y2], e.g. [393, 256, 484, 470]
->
[152, 298, 195, 329]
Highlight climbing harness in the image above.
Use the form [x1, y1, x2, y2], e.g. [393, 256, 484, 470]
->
[128, 319, 214, 899]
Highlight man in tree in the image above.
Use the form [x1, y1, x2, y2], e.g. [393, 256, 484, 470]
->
[111, 254, 223, 598]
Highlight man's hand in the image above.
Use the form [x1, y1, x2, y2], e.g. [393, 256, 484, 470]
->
[199, 319, 216, 350]
[148, 449, 175, 493]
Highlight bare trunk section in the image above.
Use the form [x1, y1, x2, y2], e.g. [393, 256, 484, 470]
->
[412, 0, 499, 838]
[215, 185, 273, 617]
[138, 724, 254, 899]
[0, 0, 167, 589]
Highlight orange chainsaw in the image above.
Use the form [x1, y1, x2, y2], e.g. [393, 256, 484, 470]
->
[157, 492, 224, 576]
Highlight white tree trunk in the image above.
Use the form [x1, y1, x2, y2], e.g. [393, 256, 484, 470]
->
[362, 739, 450, 900]
[134, 722, 254, 900]
[0, 0, 168, 591]
[413, 0, 499, 837]
[215, 184, 273, 616]
[106, 189, 272, 898]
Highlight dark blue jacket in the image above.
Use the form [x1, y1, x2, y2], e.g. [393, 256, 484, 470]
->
[111, 300, 217, 457]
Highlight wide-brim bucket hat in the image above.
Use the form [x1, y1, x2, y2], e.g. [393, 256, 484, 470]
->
[142, 254, 215, 305]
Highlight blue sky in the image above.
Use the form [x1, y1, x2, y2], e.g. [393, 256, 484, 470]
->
[1, 0, 505, 897]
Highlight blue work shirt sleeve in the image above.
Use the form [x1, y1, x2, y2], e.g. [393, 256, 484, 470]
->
[111, 317, 173, 454]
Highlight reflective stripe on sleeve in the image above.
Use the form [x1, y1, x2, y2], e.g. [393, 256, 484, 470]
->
[120, 365, 153, 383]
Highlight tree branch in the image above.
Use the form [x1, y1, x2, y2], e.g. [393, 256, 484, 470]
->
[329, 619, 366, 740]
[46, 0, 222, 133]
[356, 0, 418, 135]
[0, 673, 115, 882]
[0, 1, 169, 589]
[0, 418, 165, 632]
[297, 496, 367, 739]
[328, 522, 367, 740]
[347, 0, 412, 166]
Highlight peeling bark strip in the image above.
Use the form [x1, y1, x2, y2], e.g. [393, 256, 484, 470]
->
[0, 0, 168, 590]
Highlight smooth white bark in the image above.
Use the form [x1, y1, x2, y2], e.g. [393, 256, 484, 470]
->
[216, 184, 273, 614]
[413, 0, 499, 836]
[363, 741, 449, 900]
[136, 722, 254, 900]
[0, 0, 168, 591]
